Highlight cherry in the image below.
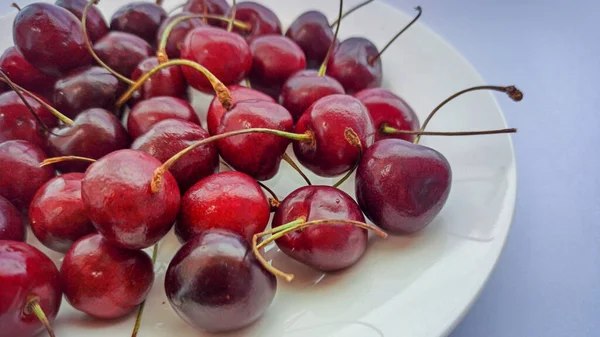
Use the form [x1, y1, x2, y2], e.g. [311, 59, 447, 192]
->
[0, 240, 61, 337]
[0, 81, 64, 129]
[13, 3, 92, 77]
[0, 92, 53, 151]
[354, 88, 419, 142]
[226, 2, 282, 41]
[176, 171, 270, 243]
[0, 140, 55, 211]
[93, 32, 154, 78]
[165, 229, 276, 333]
[0, 196, 25, 241]
[60, 233, 154, 319]
[127, 96, 200, 139]
[110, 2, 167, 47]
[180, 26, 252, 93]
[131, 119, 218, 192]
[81, 149, 180, 250]
[248, 35, 306, 99]
[155, 12, 205, 59]
[55, 0, 109, 43]
[285, 11, 335, 69]
[293, 94, 375, 177]
[0, 46, 57, 99]
[183, 0, 230, 26]
[129, 57, 189, 106]
[29, 173, 95, 253]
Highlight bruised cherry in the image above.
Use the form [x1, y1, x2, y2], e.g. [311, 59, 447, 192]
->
[183, 0, 230, 26]
[0, 196, 25, 241]
[226, 2, 282, 41]
[56, 0, 109, 43]
[127, 96, 200, 139]
[110, 2, 167, 46]
[93, 31, 154, 78]
[129, 56, 189, 106]
[0, 46, 57, 99]
[155, 12, 205, 59]
[285, 11, 336, 69]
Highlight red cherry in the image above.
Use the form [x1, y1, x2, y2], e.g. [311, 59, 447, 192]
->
[226, 2, 282, 41]
[129, 56, 189, 106]
[176, 171, 270, 243]
[81, 149, 180, 250]
[155, 12, 205, 59]
[55, 0, 109, 43]
[183, 0, 230, 26]
[13, 3, 92, 77]
[0, 92, 54, 151]
[0, 91, 57, 128]
[60, 233, 154, 319]
[0, 196, 25, 241]
[326, 37, 381, 95]
[93, 31, 154, 78]
[127, 96, 200, 139]
[29, 173, 95, 253]
[285, 11, 336, 69]
[110, 2, 167, 46]
[0, 46, 57, 99]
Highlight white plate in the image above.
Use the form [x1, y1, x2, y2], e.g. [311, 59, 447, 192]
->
[0, 1, 517, 336]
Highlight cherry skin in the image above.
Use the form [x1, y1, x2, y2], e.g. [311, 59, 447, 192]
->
[93, 31, 154, 78]
[0, 46, 57, 99]
[129, 57, 189, 107]
[326, 37, 382, 95]
[131, 119, 219, 192]
[81, 149, 180, 250]
[207, 84, 274, 136]
[127, 96, 200, 139]
[280, 69, 345, 122]
[29, 173, 95, 253]
[55, 0, 109, 43]
[285, 11, 336, 69]
[293, 94, 375, 177]
[272, 185, 367, 271]
[227, 2, 282, 41]
[165, 229, 276, 333]
[248, 35, 306, 99]
[0, 196, 25, 241]
[0, 140, 55, 211]
[0, 91, 58, 128]
[0, 92, 55, 152]
[354, 88, 420, 142]
[183, 0, 230, 26]
[60, 233, 154, 319]
[0, 241, 62, 337]
[156, 12, 205, 59]
[356, 139, 452, 234]
[13, 3, 92, 77]
[217, 100, 294, 181]
[181, 27, 252, 93]
[110, 2, 167, 46]
[48, 108, 130, 173]
[53, 66, 126, 119]
[176, 171, 270, 243]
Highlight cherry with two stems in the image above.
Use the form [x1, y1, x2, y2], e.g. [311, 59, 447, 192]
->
[0, 196, 25, 241]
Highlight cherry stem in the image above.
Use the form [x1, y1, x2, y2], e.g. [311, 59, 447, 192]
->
[227, 0, 237, 32]
[332, 128, 362, 188]
[157, 14, 251, 63]
[83, 0, 135, 85]
[381, 124, 517, 137]
[282, 153, 312, 186]
[414, 85, 523, 144]
[0, 72, 49, 135]
[156, 0, 163, 5]
[40, 156, 96, 167]
[245, 78, 252, 88]
[369, 6, 422, 65]
[257, 181, 278, 201]
[131, 243, 158, 337]
[253, 218, 388, 281]
[116, 59, 232, 109]
[318, 0, 343, 76]
[26, 297, 55, 337]
[167, 3, 185, 15]
[330, 0, 374, 27]
[11, 3, 21, 11]
[151, 128, 313, 193]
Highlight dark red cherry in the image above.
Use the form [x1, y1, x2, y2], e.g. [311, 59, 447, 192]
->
[285, 11, 336, 69]
[279, 69, 345, 122]
[248, 35, 306, 99]
[110, 2, 167, 46]
[0, 196, 25, 241]
[181, 27, 252, 93]
[0, 241, 62, 337]
[0, 91, 58, 128]
[127, 96, 199, 139]
[53, 66, 126, 119]
[354, 88, 419, 142]
[0, 140, 55, 210]
[0, 92, 52, 151]
[131, 119, 219, 192]
[207, 84, 274, 136]
[48, 108, 130, 173]
[293, 94, 375, 177]
[29, 173, 95, 253]
[165, 229, 276, 333]
[356, 139, 452, 234]
[156, 12, 205, 59]
[183, 0, 230, 26]
[13, 3, 92, 77]
[0, 46, 57, 99]
[216, 100, 294, 180]
[55, 0, 109, 43]
[326, 37, 381, 95]
[129, 57, 189, 107]
[227, 2, 282, 41]
[81, 149, 180, 250]
[272, 185, 367, 271]
[176, 171, 270, 243]
[93, 31, 154, 78]
[61, 233, 154, 319]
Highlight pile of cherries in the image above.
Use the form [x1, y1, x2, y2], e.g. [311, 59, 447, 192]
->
[0, 0, 523, 335]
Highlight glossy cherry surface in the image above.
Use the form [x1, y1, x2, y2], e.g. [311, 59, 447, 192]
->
[0, 92, 52, 151]
[60, 233, 154, 319]
[55, 0, 110, 43]
[129, 57, 189, 107]
[93, 31, 154, 78]
[165, 230, 276, 333]
[156, 12, 205, 59]
[0, 46, 57, 99]
[127, 96, 199, 139]
[0, 240, 61, 337]
[183, 0, 230, 26]
[0, 91, 57, 128]
[110, 2, 167, 46]
[0, 196, 25, 241]
[326, 37, 382, 95]
[227, 2, 282, 41]
[285, 11, 336, 69]
[176, 171, 270, 243]
[356, 139, 452, 234]
[131, 119, 219, 192]
[81, 149, 180, 250]
[29, 173, 95, 253]
[272, 185, 367, 271]
[13, 3, 92, 76]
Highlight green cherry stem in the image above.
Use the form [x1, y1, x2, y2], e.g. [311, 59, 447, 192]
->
[368, 6, 422, 65]
[26, 297, 55, 337]
[381, 124, 517, 137]
[332, 128, 362, 188]
[227, 0, 237, 32]
[131, 244, 159, 337]
[282, 153, 312, 186]
[318, 0, 343, 76]
[329, 0, 374, 27]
